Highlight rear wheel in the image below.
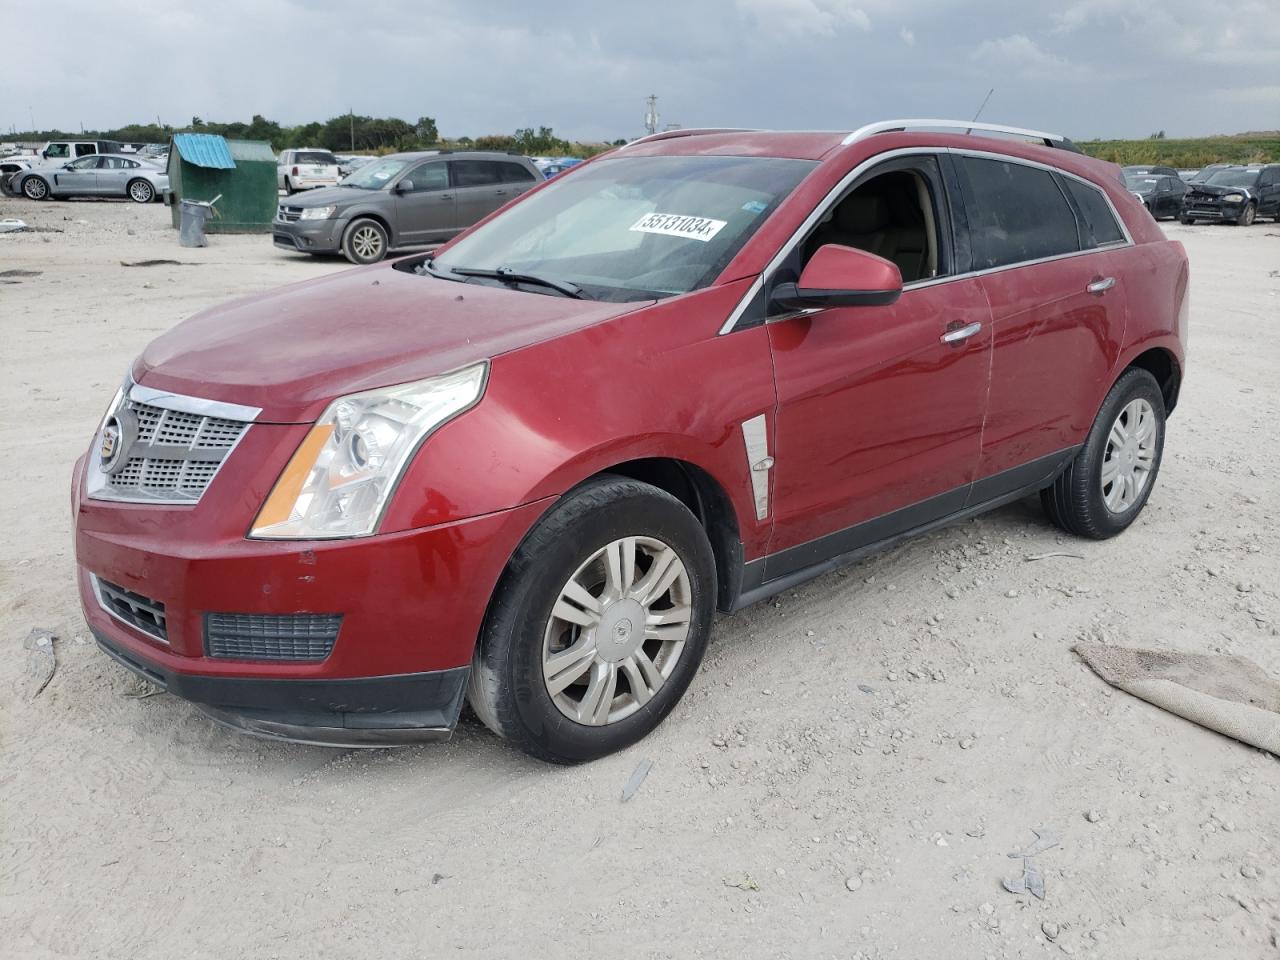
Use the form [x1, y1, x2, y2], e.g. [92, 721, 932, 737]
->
[341, 218, 388, 264]
[1237, 202, 1256, 226]
[127, 179, 154, 203]
[468, 476, 716, 764]
[1041, 367, 1165, 539]
[22, 176, 49, 200]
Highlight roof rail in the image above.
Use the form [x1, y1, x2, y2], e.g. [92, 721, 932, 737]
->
[621, 127, 761, 149]
[843, 119, 1079, 152]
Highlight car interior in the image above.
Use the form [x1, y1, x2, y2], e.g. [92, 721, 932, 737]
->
[803, 170, 940, 283]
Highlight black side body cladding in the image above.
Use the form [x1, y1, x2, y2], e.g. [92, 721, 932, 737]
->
[729, 447, 1079, 610]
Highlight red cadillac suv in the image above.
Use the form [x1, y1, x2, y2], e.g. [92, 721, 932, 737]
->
[74, 120, 1189, 763]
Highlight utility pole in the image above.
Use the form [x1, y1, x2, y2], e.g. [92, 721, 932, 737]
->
[350, 109, 355, 151]
[644, 95, 659, 136]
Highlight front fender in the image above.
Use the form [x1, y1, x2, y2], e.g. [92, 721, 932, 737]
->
[378, 278, 778, 561]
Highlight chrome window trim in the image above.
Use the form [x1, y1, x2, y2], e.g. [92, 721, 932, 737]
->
[129, 382, 262, 423]
[717, 146, 1135, 335]
[90, 574, 169, 645]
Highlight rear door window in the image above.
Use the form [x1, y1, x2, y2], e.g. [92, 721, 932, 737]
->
[1063, 178, 1126, 248]
[75, 143, 97, 157]
[958, 156, 1081, 269]
[451, 160, 501, 187]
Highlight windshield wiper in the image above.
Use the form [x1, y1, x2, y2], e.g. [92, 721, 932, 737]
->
[447, 265, 585, 299]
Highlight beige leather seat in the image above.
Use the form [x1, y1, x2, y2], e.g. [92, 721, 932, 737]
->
[806, 180, 929, 282]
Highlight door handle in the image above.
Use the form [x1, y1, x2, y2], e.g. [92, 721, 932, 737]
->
[439, 193, 453, 200]
[1087, 277, 1116, 295]
[940, 321, 982, 344]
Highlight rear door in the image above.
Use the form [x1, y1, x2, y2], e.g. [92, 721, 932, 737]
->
[391, 160, 454, 244]
[97, 157, 136, 196]
[955, 154, 1130, 490]
[451, 159, 507, 227]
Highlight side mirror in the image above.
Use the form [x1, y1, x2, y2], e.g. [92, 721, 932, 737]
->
[393, 179, 413, 194]
[771, 244, 903, 312]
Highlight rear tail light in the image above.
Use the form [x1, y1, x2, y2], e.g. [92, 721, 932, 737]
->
[292, 166, 299, 176]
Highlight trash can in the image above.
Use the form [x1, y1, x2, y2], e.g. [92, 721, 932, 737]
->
[178, 198, 216, 247]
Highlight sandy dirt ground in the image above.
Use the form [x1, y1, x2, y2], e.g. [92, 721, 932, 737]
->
[1, 197, 1278, 960]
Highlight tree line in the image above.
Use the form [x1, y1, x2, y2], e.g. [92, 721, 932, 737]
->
[6, 114, 622, 157]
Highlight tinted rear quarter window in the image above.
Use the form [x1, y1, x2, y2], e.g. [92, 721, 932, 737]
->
[959, 156, 1081, 269]
[452, 160, 501, 187]
[1064, 178, 1126, 247]
[497, 161, 536, 184]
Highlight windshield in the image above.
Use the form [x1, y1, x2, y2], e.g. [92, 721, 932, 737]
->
[1206, 168, 1261, 188]
[431, 154, 816, 301]
[1124, 175, 1160, 192]
[341, 156, 414, 189]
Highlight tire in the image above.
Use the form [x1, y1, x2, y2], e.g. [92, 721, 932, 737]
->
[127, 179, 154, 203]
[1237, 202, 1256, 226]
[341, 218, 389, 264]
[283, 177, 296, 195]
[1179, 216, 1193, 225]
[1041, 367, 1165, 540]
[22, 176, 49, 200]
[468, 475, 716, 764]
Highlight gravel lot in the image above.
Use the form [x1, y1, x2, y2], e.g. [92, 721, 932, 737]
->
[2, 197, 1278, 959]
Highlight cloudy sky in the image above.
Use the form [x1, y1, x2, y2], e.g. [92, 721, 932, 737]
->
[6, 0, 1278, 141]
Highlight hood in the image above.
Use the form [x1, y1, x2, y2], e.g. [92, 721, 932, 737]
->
[282, 185, 368, 207]
[1188, 182, 1254, 199]
[134, 261, 646, 422]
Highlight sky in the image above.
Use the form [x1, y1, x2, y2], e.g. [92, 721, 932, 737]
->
[5, 0, 1278, 142]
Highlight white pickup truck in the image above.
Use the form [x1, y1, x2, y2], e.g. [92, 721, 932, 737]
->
[277, 148, 341, 194]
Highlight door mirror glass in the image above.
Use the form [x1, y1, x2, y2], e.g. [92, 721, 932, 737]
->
[771, 244, 903, 311]
[393, 179, 414, 194]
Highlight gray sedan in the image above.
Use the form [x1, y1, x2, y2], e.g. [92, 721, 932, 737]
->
[13, 154, 169, 202]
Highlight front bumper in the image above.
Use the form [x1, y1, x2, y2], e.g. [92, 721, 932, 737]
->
[1182, 202, 1245, 220]
[94, 625, 468, 746]
[273, 215, 349, 253]
[74, 443, 553, 744]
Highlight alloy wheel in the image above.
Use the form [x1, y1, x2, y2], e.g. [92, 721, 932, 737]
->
[351, 225, 384, 260]
[23, 178, 47, 200]
[129, 180, 153, 202]
[1100, 398, 1157, 513]
[542, 535, 692, 726]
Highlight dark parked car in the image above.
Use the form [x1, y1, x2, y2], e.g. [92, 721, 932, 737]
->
[1122, 164, 1180, 179]
[274, 151, 544, 264]
[1125, 173, 1187, 220]
[75, 120, 1188, 762]
[1186, 163, 1232, 184]
[1181, 164, 1280, 225]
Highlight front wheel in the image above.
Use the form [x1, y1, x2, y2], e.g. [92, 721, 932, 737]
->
[1041, 367, 1165, 539]
[1179, 215, 1193, 225]
[468, 476, 716, 763]
[1237, 203, 1256, 226]
[22, 176, 49, 200]
[127, 179, 155, 203]
[341, 218, 388, 264]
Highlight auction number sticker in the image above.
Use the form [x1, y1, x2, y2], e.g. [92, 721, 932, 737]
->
[630, 212, 728, 242]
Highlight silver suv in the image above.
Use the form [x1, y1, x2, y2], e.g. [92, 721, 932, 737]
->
[272, 150, 544, 264]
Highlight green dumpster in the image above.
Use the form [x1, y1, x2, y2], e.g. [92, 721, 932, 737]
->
[165, 134, 277, 234]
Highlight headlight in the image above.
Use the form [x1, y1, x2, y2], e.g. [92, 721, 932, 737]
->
[250, 363, 488, 539]
[300, 205, 336, 220]
[1221, 193, 1245, 203]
